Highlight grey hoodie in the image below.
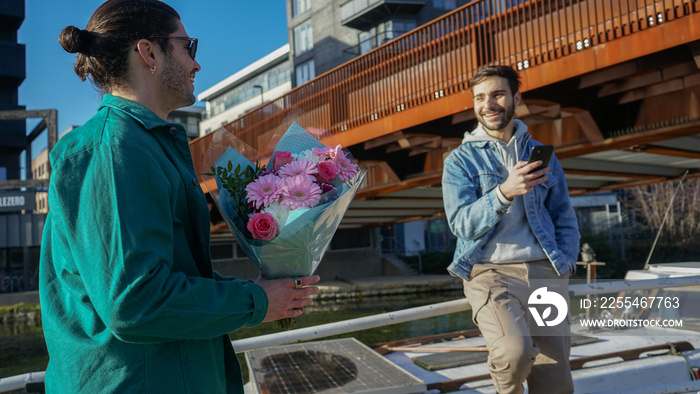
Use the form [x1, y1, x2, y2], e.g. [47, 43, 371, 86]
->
[461, 119, 547, 263]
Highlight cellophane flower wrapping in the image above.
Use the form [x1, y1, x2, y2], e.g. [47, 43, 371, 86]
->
[203, 122, 366, 281]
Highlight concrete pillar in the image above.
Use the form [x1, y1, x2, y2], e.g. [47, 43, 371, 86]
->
[403, 220, 425, 257]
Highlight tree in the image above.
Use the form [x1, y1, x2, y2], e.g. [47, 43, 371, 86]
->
[624, 177, 700, 262]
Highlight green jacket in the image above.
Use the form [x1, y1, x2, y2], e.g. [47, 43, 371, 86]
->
[39, 94, 268, 393]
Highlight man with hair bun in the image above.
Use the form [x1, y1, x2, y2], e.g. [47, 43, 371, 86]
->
[41, 1, 319, 392]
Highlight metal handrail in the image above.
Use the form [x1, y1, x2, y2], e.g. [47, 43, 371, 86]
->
[230, 275, 700, 352]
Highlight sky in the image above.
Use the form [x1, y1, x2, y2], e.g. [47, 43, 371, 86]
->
[17, 0, 289, 158]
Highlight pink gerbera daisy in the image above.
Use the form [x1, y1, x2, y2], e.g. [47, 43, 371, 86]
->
[280, 176, 322, 209]
[278, 159, 318, 178]
[246, 174, 283, 209]
[332, 152, 360, 182]
[311, 145, 340, 160]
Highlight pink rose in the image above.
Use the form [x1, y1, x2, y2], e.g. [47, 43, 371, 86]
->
[246, 212, 278, 240]
[272, 151, 293, 171]
[315, 161, 337, 183]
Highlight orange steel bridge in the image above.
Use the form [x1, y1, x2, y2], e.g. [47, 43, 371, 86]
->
[190, 0, 700, 230]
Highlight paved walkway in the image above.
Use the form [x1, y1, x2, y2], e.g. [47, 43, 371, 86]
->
[0, 275, 463, 306]
[0, 290, 39, 306]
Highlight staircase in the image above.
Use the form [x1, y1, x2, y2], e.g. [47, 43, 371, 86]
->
[382, 254, 420, 276]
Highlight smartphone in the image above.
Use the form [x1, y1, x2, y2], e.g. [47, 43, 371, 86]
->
[527, 145, 554, 173]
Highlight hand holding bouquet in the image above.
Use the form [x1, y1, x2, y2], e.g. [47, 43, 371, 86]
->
[203, 123, 366, 329]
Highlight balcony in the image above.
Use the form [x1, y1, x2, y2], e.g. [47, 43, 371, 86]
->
[344, 29, 413, 55]
[340, 0, 427, 30]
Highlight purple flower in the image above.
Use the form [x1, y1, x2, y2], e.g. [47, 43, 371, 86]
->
[319, 183, 335, 194]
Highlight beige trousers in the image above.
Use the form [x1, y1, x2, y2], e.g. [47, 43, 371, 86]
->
[464, 260, 573, 394]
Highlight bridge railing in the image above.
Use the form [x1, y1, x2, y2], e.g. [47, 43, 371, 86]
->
[190, 0, 698, 176]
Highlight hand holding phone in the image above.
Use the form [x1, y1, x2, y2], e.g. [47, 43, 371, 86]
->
[500, 145, 554, 200]
[527, 145, 553, 173]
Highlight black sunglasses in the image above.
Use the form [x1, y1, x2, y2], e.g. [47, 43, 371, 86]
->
[150, 35, 198, 60]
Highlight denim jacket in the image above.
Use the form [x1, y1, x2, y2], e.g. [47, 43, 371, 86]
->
[442, 122, 580, 281]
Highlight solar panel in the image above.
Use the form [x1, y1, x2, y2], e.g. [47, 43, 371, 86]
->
[246, 337, 427, 393]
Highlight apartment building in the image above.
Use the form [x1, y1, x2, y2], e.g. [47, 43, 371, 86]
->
[168, 105, 205, 140]
[198, 44, 292, 136]
[286, 0, 468, 85]
[0, 0, 26, 183]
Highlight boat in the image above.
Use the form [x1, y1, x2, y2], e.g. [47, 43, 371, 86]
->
[238, 263, 700, 394]
[2, 263, 700, 393]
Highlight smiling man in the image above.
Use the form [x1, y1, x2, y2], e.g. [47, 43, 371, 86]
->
[441, 65, 580, 394]
[40, 1, 319, 393]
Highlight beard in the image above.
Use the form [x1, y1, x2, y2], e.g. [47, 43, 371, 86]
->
[159, 56, 196, 109]
[477, 103, 515, 132]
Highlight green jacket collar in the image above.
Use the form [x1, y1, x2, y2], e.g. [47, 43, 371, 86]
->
[99, 94, 173, 131]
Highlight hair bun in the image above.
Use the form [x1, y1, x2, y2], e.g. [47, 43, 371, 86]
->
[59, 26, 93, 55]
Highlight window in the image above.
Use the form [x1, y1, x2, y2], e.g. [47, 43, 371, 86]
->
[331, 229, 372, 250]
[294, 20, 313, 56]
[0, 167, 6, 181]
[295, 59, 315, 85]
[433, 0, 457, 9]
[203, 61, 290, 119]
[390, 19, 417, 37]
[359, 31, 373, 54]
[185, 119, 199, 138]
[292, 0, 311, 17]
[426, 218, 456, 252]
[434, 0, 457, 9]
[359, 19, 417, 54]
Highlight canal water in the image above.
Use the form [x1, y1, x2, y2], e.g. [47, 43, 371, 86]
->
[1, 290, 473, 383]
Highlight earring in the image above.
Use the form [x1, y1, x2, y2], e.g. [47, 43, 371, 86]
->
[150, 65, 157, 76]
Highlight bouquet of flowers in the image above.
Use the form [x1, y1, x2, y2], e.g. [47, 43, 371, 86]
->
[203, 122, 366, 329]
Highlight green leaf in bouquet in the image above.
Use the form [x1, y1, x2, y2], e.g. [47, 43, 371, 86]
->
[211, 160, 265, 239]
